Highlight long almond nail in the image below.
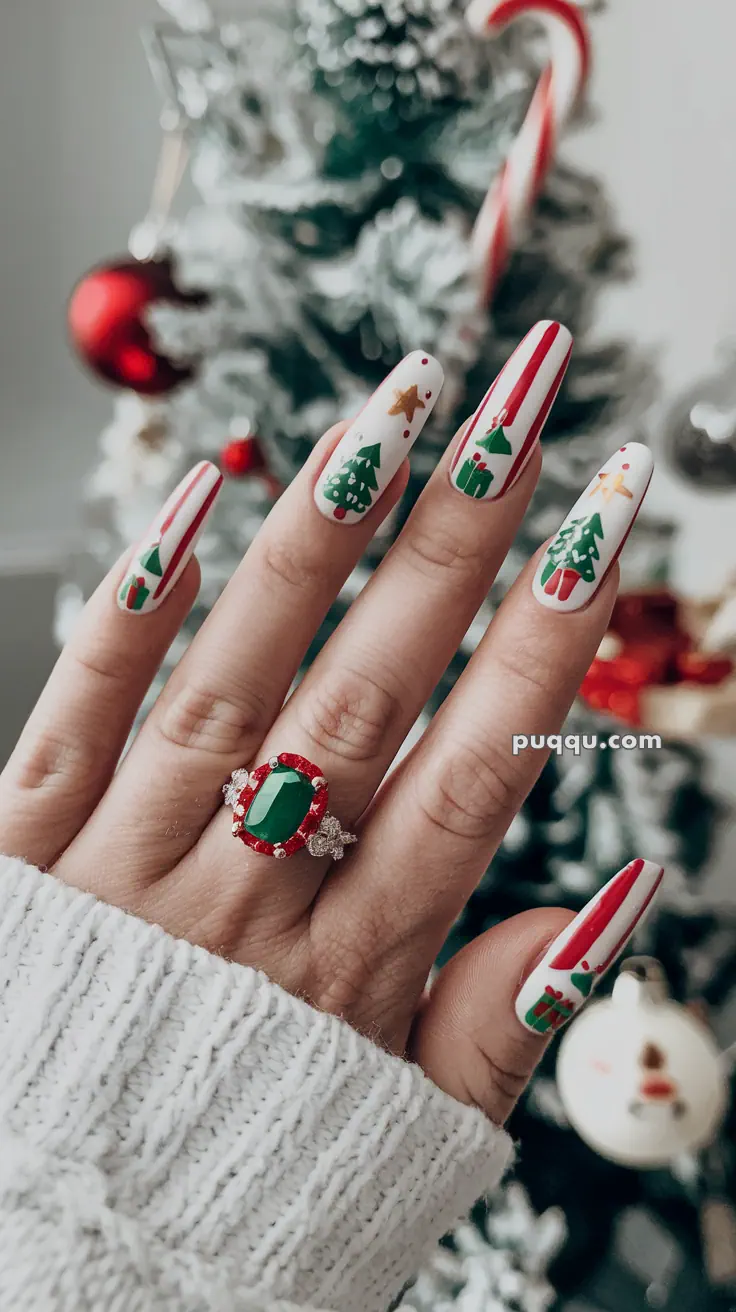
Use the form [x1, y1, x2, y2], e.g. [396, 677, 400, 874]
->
[117, 461, 223, 615]
[516, 858, 664, 1036]
[532, 441, 654, 612]
[449, 321, 572, 502]
[314, 351, 444, 524]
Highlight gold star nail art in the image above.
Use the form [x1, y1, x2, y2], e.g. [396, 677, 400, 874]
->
[388, 384, 425, 423]
[315, 351, 444, 525]
[590, 471, 634, 502]
[533, 443, 653, 613]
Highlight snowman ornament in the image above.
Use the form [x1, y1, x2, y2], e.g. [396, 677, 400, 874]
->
[556, 958, 729, 1167]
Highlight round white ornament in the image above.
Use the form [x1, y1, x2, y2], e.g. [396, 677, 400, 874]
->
[556, 959, 728, 1167]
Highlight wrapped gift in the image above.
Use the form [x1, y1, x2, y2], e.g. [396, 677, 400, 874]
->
[579, 587, 735, 737]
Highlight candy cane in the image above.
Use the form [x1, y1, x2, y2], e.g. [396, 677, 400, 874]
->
[466, 0, 591, 307]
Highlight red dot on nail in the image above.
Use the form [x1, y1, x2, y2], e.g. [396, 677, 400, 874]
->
[478, 462, 487, 470]
[421, 357, 429, 365]
[582, 960, 589, 970]
[403, 429, 410, 438]
[333, 506, 347, 521]
[425, 391, 432, 399]
[620, 446, 627, 452]
[622, 463, 630, 470]
[472, 452, 481, 462]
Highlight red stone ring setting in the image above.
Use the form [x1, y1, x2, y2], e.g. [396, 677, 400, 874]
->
[223, 753, 357, 861]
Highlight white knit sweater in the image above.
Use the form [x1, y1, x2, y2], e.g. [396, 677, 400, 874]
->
[0, 856, 513, 1312]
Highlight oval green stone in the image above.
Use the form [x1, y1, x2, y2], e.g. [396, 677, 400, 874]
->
[245, 765, 314, 845]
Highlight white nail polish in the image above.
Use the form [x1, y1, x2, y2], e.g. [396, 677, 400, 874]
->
[314, 351, 444, 525]
[516, 858, 664, 1036]
[117, 461, 223, 615]
[450, 321, 572, 502]
[532, 441, 654, 612]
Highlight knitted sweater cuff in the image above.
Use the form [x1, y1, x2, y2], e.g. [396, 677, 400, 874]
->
[0, 857, 513, 1312]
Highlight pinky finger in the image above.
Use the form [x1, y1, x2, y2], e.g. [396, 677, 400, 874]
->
[0, 462, 221, 868]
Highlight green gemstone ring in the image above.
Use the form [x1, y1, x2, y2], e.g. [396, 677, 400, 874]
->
[224, 753, 357, 861]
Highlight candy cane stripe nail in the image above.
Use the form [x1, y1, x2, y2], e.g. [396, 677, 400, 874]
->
[117, 461, 223, 615]
[450, 321, 572, 502]
[532, 442, 654, 612]
[516, 858, 665, 1035]
[314, 352, 444, 525]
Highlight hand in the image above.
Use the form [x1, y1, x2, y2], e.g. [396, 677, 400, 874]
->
[0, 325, 656, 1126]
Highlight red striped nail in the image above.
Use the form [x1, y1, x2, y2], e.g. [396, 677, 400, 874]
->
[450, 320, 572, 502]
[117, 461, 222, 615]
[515, 858, 665, 1036]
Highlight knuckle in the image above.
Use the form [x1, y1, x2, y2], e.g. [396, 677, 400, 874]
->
[8, 728, 99, 798]
[474, 1047, 531, 1110]
[494, 642, 557, 702]
[415, 741, 527, 843]
[156, 679, 268, 756]
[69, 642, 135, 691]
[402, 518, 488, 583]
[311, 911, 390, 1023]
[260, 536, 325, 595]
[299, 666, 400, 764]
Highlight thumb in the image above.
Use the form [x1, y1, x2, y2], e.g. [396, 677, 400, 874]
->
[410, 908, 572, 1125]
[409, 858, 664, 1125]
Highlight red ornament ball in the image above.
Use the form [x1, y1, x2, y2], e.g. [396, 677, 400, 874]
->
[67, 256, 205, 396]
[220, 435, 267, 479]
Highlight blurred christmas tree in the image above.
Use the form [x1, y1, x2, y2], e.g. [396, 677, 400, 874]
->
[62, 0, 736, 1306]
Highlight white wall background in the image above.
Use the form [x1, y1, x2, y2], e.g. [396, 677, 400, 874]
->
[0, 0, 163, 557]
[1, 0, 735, 586]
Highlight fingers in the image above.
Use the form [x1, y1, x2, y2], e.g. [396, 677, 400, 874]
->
[410, 858, 664, 1125]
[187, 321, 571, 936]
[325, 437, 653, 956]
[58, 356, 443, 889]
[292, 323, 571, 826]
[323, 554, 619, 961]
[0, 460, 222, 868]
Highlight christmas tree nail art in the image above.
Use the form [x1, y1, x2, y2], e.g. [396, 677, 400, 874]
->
[450, 320, 573, 502]
[117, 461, 223, 616]
[532, 442, 654, 612]
[516, 858, 665, 1036]
[321, 443, 380, 521]
[315, 351, 444, 525]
